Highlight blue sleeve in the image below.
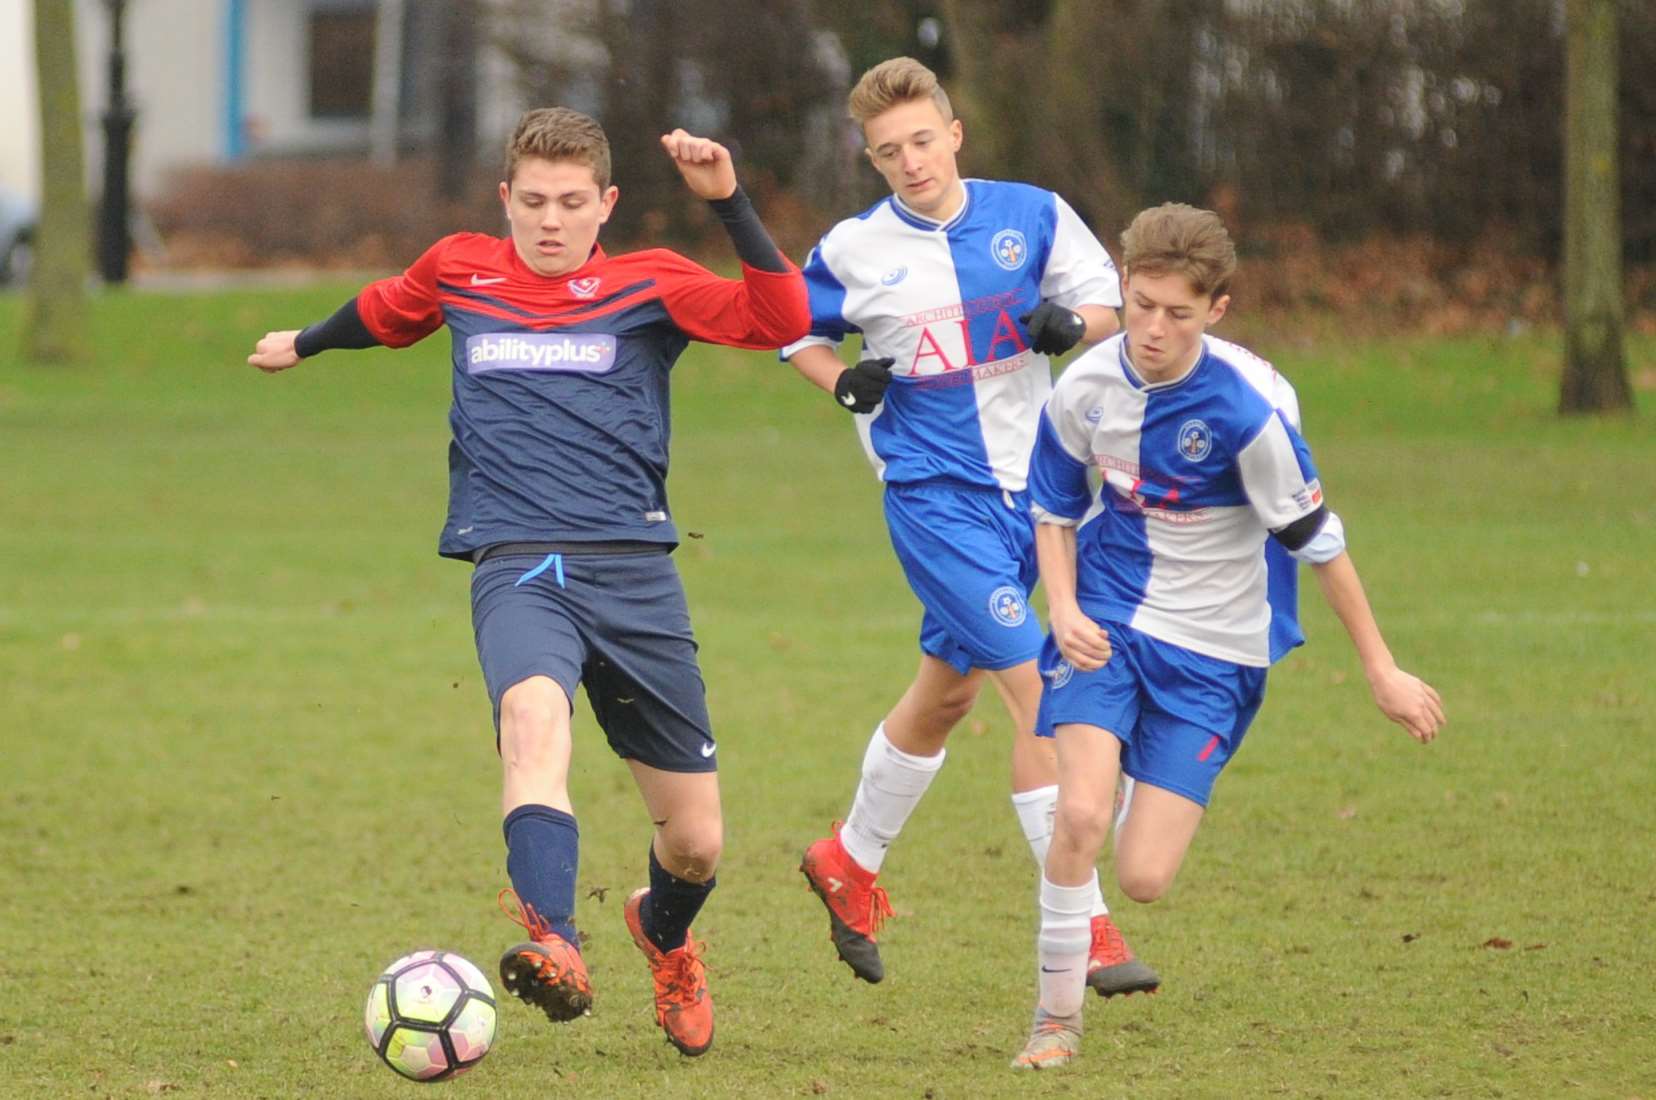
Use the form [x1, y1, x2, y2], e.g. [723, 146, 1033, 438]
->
[1028, 411, 1092, 522]
[800, 246, 857, 340]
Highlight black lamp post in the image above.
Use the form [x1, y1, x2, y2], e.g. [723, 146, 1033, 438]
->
[98, 0, 135, 284]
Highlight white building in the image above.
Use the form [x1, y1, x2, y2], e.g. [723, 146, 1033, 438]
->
[0, 0, 584, 206]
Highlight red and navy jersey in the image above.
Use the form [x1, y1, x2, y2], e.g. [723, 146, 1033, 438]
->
[354, 233, 808, 558]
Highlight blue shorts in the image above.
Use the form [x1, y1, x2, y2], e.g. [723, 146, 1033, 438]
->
[883, 481, 1044, 675]
[470, 550, 717, 773]
[1035, 621, 1267, 807]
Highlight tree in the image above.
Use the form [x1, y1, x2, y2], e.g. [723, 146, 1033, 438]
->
[1560, 0, 1631, 413]
[22, 0, 91, 364]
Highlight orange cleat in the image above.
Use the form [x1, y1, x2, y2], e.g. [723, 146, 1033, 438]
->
[1010, 1006, 1082, 1070]
[799, 823, 894, 983]
[1086, 913, 1160, 998]
[496, 888, 593, 1022]
[624, 888, 714, 1056]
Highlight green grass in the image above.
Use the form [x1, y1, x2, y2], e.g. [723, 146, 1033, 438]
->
[1, 289, 1653, 1098]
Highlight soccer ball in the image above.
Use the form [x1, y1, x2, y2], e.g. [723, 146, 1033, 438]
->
[364, 950, 497, 1082]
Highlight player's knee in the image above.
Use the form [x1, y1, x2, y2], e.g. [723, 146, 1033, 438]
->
[500, 678, 561, 729]
[1052, 798, 1113, 854]
[660, 820, 723, 882]
[1116, 863, 1174, 904]
[928, 682, 981, 730]
[498, 682, 567, 771]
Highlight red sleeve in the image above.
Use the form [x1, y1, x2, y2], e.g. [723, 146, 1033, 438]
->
[650, 250, 811, 351]
[355, 237, 448, 348]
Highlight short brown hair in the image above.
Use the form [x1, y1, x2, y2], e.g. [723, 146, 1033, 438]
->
[505, 107, 612, 189]
[1120, 203, 1237, 300]
[848, 57, 953, 126]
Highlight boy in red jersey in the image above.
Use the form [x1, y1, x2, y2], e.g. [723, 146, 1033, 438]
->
[247, 108, 808, 1057]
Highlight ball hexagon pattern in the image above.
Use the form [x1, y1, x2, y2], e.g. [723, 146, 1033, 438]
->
[364, 950, 497, 1082]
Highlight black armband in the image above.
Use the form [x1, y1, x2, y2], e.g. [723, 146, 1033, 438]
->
[1270, 504, 1329, 552]
[294, 296, 380, 358]
[708, 186, 789, 274]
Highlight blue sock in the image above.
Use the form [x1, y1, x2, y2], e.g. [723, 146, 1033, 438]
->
[502, 804, 579, 946]
[642, 845, 714, 953]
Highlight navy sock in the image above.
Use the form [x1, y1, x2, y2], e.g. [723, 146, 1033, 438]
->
[642, 845, 714, 953]
[502, 804, 579, 946]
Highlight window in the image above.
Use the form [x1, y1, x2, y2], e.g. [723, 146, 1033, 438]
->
[308, 5, 376, 119]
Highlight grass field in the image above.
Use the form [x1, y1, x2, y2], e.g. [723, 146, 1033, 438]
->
[2, 288, 1653, 1099]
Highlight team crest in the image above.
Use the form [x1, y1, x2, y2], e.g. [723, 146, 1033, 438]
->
[988, 585, 1028, 627]
[990, 229, 1028, 271]
[881, 265, 909, 286]
[568, 277, 602, 298]
[1177, 418, 1213, 461]
[1044, 658, 1074, 690]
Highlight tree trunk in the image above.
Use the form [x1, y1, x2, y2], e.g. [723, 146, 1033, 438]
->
[1560, 0, 1630, 414]
[23, 0, 90, 365]
[435, 0, 478, 201]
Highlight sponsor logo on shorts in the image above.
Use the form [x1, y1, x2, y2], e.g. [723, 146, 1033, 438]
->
[988, 585, 1028, 627]
[990, 228, 1028, 271]
[700, 741, 717, 757]
[1044, 658, 1074, 690]
[1177, 418, 1213, 461]
[881, 265, 908, 286]
[465, 332, 617, 374]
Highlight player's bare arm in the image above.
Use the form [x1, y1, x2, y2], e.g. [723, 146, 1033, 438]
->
[1310, 551, 1446, 743]
[248, 330, 301, 372]
[1075, 304, 1121, 343]
[787, 344, 896, 413]
[660, 129, 738, 201]
[1033, 521, 1112, 670]
[788, 344, 845, 394]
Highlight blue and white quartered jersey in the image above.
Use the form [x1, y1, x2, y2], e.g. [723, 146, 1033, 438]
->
[782, 179, 1121, 492]
[1029, 334, 1344, 667]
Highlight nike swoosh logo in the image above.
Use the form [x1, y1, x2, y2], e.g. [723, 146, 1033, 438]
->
[700, 742, 717, 757]
[839, 392, 858, 407]
[1040, 966, 1072, 974]
[470, 274, 507, 286]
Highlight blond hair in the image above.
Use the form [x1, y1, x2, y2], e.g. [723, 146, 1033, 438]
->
[1120, 203, 1237, 299]
[505, 107, 612, 189]
[848, 57, 953, 126]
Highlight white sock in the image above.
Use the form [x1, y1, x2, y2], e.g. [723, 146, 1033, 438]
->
[1037, 873, 1095, 1018]
[840, 723, 945, 873]
[1013, 785, 1109, 918]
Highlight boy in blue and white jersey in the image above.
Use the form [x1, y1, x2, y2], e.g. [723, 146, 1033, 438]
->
[1010, 204, 1446, 1070]
[786, 57, 1156, 996]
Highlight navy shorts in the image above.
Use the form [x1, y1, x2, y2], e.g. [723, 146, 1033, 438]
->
[470, 549, 717, 773]
[883, 481, 1044, 675]
[1035, 621, 1267, 807]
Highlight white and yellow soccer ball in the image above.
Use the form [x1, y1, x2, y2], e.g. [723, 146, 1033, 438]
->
[364, 950, 497, 1082]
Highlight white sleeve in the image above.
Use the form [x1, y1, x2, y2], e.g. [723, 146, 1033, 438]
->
[1039, 195, 1122, 310]
[1237, 414, 1326, 532]
[780, 332, 841, 359]
[1043, 359, 1101, 462]
[1273, 372, 1303, 432]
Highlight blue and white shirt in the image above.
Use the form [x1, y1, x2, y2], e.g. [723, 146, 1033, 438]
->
[782, 179, 1121, 492]
[1029, 334, 1344, 667]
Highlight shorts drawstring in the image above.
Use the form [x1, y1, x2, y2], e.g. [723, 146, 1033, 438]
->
[514, 553, 566, 588]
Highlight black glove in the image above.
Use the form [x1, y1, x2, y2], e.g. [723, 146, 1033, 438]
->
[1019, 302, 1087, 356]
[833, 356, 895, 414]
